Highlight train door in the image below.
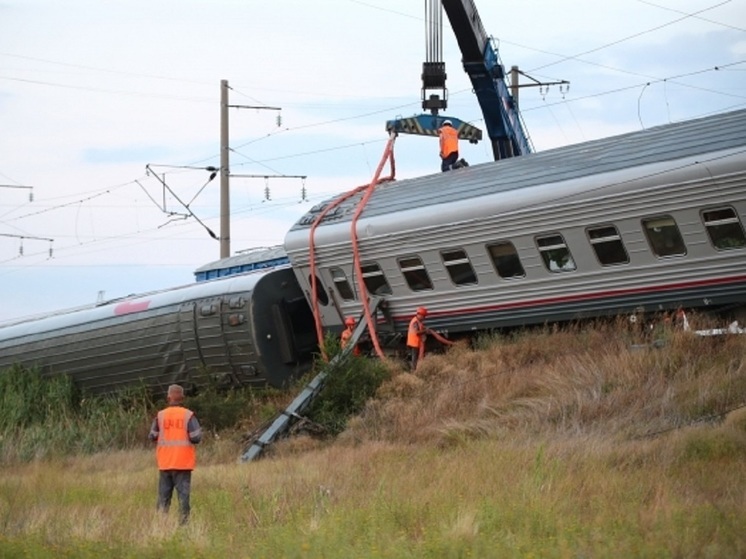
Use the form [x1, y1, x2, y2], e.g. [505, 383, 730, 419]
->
[177, 298, 233, 388]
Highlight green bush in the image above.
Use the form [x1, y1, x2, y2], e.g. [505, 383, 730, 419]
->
[0, 364, 78, 430]
[186, 386, 279, 432]
[307, 341, 390, 435]
[0, 366, 159, 462]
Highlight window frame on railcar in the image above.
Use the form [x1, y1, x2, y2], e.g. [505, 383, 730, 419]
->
[486, 240, 526, 279]
[641, 215, 687, 258]
[440, 248, 479, 286]
[535, 233, 577, 273]
[700, 206, 746, 251]
[360, 262, 393, 296]
[398, 255, 434, 292]
[586, 224, 630, 267]
[330, 266, 356, 301]
[308, 273, 330, 305]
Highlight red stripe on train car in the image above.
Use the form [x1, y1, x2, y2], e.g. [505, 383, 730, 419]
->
[114, 300, 151, 315]
[398, 274, 746, 320]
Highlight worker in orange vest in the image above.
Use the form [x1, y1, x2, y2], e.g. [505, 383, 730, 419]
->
[148, 384, 202, 525]
[407, 307, 429, 370]
[438, 120, 460, 172]
[341, 316, 361, 356]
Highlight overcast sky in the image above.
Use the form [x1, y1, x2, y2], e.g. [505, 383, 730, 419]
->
[1, 0, 744, 323]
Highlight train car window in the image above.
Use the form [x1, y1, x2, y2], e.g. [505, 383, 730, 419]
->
[587, 225, 629, 266]
[360, 262, 393, 295]
[308, 274, 330, 306]
[536, 234, 576, 272]
[642, 216, 686, 257]
[398, 256, 434, 291]
[441, 249, 478, 285]
[486, 241, 525, 279]
[330, 267, 356, 300]
[701, 207, 746, 250]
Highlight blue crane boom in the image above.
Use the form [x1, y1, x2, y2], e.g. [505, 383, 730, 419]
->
[386, 0, 532, 161]
[442, 0, 532, 159]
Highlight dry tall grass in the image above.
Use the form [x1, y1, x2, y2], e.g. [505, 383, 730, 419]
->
[1, 321, 744, 558]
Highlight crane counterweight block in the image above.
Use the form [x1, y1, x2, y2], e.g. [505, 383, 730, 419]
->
[385, 115, 482, 144]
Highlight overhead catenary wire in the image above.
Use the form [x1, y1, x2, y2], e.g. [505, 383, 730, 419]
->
[144, 165, 219, 240]
[634, 0, 746, 32]
[4, 58, 741, 267]
[2, 0, 742, 269]
[528, 0, 735, 73]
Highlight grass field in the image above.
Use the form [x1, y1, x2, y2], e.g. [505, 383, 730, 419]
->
[1, 321, 744, 558]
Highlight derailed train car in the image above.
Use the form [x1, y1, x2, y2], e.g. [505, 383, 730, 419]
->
[0, 267, 317, 395]
[284, 109, 746, 338]
[4, 109, 746, 395]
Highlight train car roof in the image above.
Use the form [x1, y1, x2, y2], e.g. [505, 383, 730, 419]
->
[0, 266, 289, 341]
[287, 108, 746, 232]
[194, 245, 287, 274]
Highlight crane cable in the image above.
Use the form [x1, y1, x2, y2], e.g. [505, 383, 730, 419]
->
[307, 131, 398, 361]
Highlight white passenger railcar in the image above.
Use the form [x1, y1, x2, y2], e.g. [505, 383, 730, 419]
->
[284, 109, 746, 338]
[0, 267, 317, 394]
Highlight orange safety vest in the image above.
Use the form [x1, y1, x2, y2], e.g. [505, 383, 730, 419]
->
[407, 315, 426, 348]
[156, 406, 196, 471]
[341, 327, 361, 355]
[341, 327, 353, 348]
[439, 125, 459, 158]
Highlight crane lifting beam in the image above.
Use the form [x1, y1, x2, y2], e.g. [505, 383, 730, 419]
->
[385, 114, 482, 144]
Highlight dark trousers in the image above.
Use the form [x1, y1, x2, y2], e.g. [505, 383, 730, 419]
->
[157, 469, 192, 524]
[441, 152, 459, 172]
[409, 346, 420, 371]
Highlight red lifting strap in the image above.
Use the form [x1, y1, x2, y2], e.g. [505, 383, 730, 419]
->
[308, 132, 397, 361]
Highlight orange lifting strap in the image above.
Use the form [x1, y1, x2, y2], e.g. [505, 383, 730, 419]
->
[418, 327, 455, 362]
[308, 132, 398, 361]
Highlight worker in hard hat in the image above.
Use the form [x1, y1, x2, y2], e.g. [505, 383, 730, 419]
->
[407, 307, 429, 370]
[340, 317, 361, 356]
[438, 120, 460, 172]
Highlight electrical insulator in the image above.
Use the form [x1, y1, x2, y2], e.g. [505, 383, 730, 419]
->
[276, 114, 282, 127]
[264, 185, 271, 201]
[300, 186, 307, 202]
[19, 241, 23, 256]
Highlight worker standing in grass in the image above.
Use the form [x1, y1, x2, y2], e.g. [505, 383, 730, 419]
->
[148, 384, 202, 525]
[407, 307, 429, 371]
[438, 120, 460, 172]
